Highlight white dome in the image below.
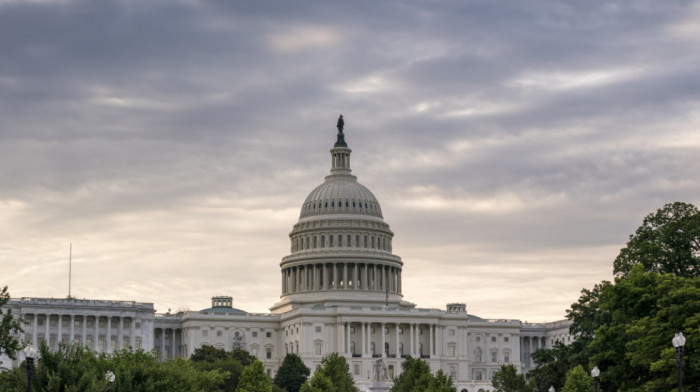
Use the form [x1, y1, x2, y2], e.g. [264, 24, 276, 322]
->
[300, 176, 383, 219]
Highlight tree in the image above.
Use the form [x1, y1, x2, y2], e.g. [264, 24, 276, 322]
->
[191, 344, 230, 362]
[614, 202, 700, 278]
[492, 364, 531, 392]
[300, 371, 335, 392]
[0, 286, 23, 363]
[561, 365, 592, 392]
[274, 353, 310, 392]
[236, 359, 273, 392]
[231, 348, 257, 367]
[391, 356, 433, 392]
[426, 369, 456, 392]
[308, 353, 358, 392]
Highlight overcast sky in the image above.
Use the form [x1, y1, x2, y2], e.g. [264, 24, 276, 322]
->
[2, 0, 699, 322]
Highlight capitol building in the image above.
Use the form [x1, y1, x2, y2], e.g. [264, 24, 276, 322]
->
[2, 120, 572, 392]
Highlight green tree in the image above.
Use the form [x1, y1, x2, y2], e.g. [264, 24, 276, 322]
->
[300, 371, 335, 392]
[391, 356, 433, 392]
[190, 344, 230, 362]
[193, 357, 245, 392]
[614, 202, 700, 278]
[561, 365, 592, 392]
[274, 353, 310, 392]
[426, 369, 456, 392]
[0, 286, 23, 363]
[231, 348, 257, 367]
[309, 353, 358, 392]
[236, 359, 273, 392]
[492, 364, 531, 392]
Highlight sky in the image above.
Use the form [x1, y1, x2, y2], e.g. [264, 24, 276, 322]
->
[1, 0, 699, 322]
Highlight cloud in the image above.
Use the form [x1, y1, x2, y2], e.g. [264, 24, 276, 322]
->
[0, 0, 699, 321]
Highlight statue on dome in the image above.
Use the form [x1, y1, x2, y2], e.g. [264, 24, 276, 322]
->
[337, 114, 344, 133]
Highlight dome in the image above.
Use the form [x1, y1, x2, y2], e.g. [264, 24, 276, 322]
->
[300, 176, 383, 219]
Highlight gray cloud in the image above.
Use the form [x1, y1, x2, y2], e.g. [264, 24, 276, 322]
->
[1, 0, 699, 321]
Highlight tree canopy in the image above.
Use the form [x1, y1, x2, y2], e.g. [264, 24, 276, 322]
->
[529, 202, 699, 392]
[274, 353, 310, 392]
[0, 286, 22, 363]
[300, 353, 358, 392]
[236, 359, 273, 392]
[390, 356, 456, 392]
[614, 201, 700, 277]
[491, 364, 531, 392]
[560, 365, 592, 392]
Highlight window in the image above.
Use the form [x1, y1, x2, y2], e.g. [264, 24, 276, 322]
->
[252, 347, 258, 357]
[338, 235, 342, 247]
[399, 343, 404, 356]
[330, 235, 334, 247]
[266, 369, 271, 377]
[491, 351, 497, 362]
[474, 369, 483, 381]
[474, 347, 482, 362]
[353, 363, 360, 376]
[135, 337, 141, 349]
[252, 331, 258, 338]
[202, 330, 209, 337]
[370, 342, 376, 355]
[475, 336, 480, 342]
[504, 353, 510, 363]
[504, 336, 509, 342]
[449, 329, 455, 336]
[350, 327, 355, 334]
[491, 336, 497, 342]
[217, 330, 223, 337]
[74, 319, 81, 327]
[135, 322, 141, 329]
[315, 326, 322, 333]
[315, 342, 322, 355]
[449, 365, 457, 378]
[266, 348, 272, 359]
[321, 235, 325, 247]
[448, 344, 456, 357]
[266, 332, 272, 338]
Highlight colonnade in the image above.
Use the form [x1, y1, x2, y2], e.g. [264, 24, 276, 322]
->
[292, 232, 391, 253]
[338, 322, 437, 359]
[154, 327, 181, 360]
[21, 313, 142, 353]
[282, 263, 401, 294]
[519, 335, 545, 368]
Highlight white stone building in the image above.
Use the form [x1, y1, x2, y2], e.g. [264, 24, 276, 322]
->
[2, 123, 574, 392]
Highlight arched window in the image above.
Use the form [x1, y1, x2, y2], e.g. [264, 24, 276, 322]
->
[355, 235, 360, 247]
[321, 235, 325, 248]
[347, 234, 351, 247]
[329, 235, 334, 247]
[338, 235, 342, 247]
[364, 236, 368, 248]
[313, 236, 317, 248]
[371, 236, 375, 248]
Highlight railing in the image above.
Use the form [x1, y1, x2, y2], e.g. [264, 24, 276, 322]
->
[13, 297, 153, 310]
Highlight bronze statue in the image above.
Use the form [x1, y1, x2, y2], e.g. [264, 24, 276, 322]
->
[337, 114, 344, 133]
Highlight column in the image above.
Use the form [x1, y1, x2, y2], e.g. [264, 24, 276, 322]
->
[44, 314, 50, 347]
[343, 263, 348, 289]
[70, 315, 75, 345]
[57, 314, 63, 348]
[381, 323, 386, 358]
[334, 264, 338, 289]
[172, 328, 177, 358]
[130, 318, 136, 348]
[81, 316, 87, 345]
[161, 328, 166, 359]
[363, 264, 368, 291]
[94, 315, 99, 351]
[361, 322, 366, 356]
[119, 317, 124, 350]
[374, 265, 379, 290]
[429, 324, 434, 356]
[282, 270, 286, 294]
[341, 323, 346, 354]
[32, 314, 37, 345]
[106, 316, 112, 353]
[395, 323, 400, 358]
[398, 271, 401, 293]
[410, 323, 414, 356]
[353, 263, 358, 289]
[321, 264, 326, 290]
[345, 322, 350, 355]
[367, 323, 372, 356]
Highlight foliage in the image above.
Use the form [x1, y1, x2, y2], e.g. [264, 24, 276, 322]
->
[528, 341, 588, 392]
[193, 357, 245, 392]
[236, 359, 273, 392]
[300, 371, 335, 392]
[614, 202, 700, 278]
[560, 366, 592, 392]
[191, 344, 230, 362]
[274, 353, 310, 392]
[0, 286, 23, 363]
[303, 353, 357, 392]
[231, 348, 257, 367]
[0, 342, 227, 392]
[492, 364, 531, 392]
[425, 369, 456, 392]
[391, 356, 433, 392]
[390, 356, 455, 392]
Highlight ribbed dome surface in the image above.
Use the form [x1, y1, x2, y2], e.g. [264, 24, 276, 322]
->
[300, 176, 383, 219]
